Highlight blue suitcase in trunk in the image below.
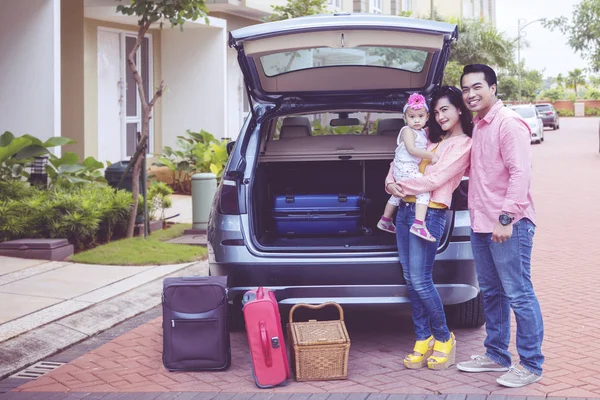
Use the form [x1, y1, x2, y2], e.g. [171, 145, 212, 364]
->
[272, 194, 370, 236]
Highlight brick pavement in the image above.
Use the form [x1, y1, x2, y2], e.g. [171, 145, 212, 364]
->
[3, 118, 600, 399]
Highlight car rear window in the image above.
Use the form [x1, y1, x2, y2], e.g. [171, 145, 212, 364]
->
[273, 111, 403, 139]
[260, 47, 428, 77]
[535, 105, 552, 112]
[512, 107, 536, 118]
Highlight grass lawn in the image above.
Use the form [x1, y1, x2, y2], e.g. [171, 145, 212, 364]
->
[70, 223, 207, 266]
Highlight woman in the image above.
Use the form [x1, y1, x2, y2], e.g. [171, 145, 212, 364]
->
[385, 86, 473, 370]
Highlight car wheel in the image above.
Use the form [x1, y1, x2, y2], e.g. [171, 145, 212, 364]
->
[553, 123, 557, 130]
[446, 293, 486, 328]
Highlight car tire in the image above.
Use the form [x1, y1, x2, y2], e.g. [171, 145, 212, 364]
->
[553, 123, 557, 131]
[446, 293, 486, 328]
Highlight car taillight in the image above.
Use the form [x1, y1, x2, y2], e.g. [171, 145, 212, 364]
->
[216, 172, 241, 215]
[451, 178, 469, 211]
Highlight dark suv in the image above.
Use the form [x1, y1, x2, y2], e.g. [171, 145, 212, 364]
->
[535, 103, 560, 130]
[207, 14, 484, 329]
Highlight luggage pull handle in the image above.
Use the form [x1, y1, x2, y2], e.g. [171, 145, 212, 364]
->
[289, 302, 345, 323]
[259, 321, 273, 367]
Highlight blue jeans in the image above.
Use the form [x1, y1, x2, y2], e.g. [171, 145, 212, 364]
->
[396, 201, 450, 342]
[471, 218, 544, 375]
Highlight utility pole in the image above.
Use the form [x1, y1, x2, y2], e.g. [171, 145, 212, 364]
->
[517, 18, 546, 102]
[430, 0, 434, 19]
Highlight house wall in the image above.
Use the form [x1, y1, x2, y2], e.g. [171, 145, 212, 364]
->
[83, 18, 162, 160]
[211, 12, 259, 139]
[0, 0, 61, 145]
[161, 19, 228, 148]
[61, 0, 85, 157]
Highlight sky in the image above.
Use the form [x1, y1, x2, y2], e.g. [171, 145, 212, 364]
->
[495, 0, 589, 78]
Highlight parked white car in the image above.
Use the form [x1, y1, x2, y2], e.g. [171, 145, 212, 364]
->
[509, 104, 545, 144]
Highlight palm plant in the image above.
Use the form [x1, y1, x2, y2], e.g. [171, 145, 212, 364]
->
[567, 68, 586, 97]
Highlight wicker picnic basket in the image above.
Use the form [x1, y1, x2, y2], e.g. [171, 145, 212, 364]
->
[287, 302, 350, 382]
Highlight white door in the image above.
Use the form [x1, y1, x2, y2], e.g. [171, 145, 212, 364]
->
[97, 30, 123, 164]
[97, 29, 152, 164]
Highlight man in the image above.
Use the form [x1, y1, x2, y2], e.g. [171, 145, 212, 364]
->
[456, 64, 544, 388]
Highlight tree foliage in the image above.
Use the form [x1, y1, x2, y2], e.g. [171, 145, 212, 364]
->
[566, 68, 586, 97]
[116, 0, 207, 238]
[266, 0, 327, 21]
[449, 18, 515, 69]
[497, 62, 544, 101]
[117, 0, 208, 27]
[544, 0, 600, 72]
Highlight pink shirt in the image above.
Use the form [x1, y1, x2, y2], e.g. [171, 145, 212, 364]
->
[385, 133, 472, 208]
[469, 100, 536, 233]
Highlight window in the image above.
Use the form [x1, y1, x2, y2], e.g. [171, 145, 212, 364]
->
[512, 107, 535, 118]
[371, 0, 382, 14]
[328, 0, 342, 8]
[260, 47, 428, 77]
[402, 0, 412, 12]
[535, 105, 553, 112]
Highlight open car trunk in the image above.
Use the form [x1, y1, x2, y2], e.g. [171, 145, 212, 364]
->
[252, 159, 416, 252]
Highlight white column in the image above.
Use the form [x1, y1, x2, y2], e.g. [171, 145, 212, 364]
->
[161, 16, 228, 149]
[0, 0, 61, 148]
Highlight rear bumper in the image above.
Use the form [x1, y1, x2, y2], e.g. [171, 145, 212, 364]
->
[210, 257, 479, 306]
[540, 116, 556, 126]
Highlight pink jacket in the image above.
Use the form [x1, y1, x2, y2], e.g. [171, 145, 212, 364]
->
[385, 134, 473, 208]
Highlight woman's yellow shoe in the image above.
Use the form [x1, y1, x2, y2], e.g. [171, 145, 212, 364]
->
[427, 332, 456, 370]
[404, 335, 434, 369]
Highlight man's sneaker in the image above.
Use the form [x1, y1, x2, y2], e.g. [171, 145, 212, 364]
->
[457, 355, 510, 372]
[377, 218, 396, 234]
[496, 364, 542, 388]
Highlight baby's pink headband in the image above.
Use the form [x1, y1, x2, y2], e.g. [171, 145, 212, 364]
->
[403, 93, 429, 113]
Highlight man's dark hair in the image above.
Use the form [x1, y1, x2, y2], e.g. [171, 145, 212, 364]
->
[461, 64, 497, 95]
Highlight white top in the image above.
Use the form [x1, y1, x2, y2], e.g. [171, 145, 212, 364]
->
[394, 126, 428, 165]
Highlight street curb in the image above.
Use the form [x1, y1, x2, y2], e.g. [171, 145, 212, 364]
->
[0, 260, 208, 381]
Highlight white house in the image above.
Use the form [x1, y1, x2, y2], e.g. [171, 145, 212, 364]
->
[0, 0, 494, 164]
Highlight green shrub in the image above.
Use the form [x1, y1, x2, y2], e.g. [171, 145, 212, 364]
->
[0, 181, 133, 249]
[556, 108, 575, 117]
[585, 106, 600, 116]
[152, 129, 229, 194]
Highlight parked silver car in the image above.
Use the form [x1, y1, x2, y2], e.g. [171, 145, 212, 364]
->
[509, 104, 545, 144]
[208, 14, 483, 329]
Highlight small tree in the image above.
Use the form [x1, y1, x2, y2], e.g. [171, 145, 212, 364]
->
[544, 0, 600, 72]
[265, 0, 327, 21]
[566, 68, 586, 98]
[116, 0, 208, 238]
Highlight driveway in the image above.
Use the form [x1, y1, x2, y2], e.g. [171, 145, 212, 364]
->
[4, 117, 600, 398]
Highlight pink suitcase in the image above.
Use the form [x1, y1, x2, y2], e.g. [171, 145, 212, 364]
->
[242, 287, 290, 388]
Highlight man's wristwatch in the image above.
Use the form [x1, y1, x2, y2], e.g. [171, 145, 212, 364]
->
[499, 213, 514, 226]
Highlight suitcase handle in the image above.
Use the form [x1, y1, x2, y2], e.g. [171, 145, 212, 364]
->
[289, 302, 344, 323]
[256, 286, 265, 299]
[259, 321, 273, 367]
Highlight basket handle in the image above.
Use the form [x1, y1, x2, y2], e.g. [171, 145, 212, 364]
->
[289, 302, 344, 323]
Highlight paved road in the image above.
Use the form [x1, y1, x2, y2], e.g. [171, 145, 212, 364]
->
[3, 118, 600, 399]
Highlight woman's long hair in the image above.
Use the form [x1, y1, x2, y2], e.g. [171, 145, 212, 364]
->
[427, 86, 473, 143]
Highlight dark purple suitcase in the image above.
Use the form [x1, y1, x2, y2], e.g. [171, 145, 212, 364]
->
[162, 276, 231, 371]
